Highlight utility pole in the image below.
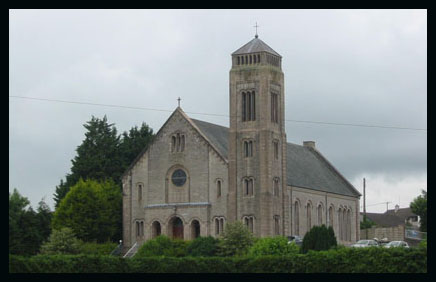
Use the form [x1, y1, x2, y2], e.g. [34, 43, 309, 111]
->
[386, 202, 391, 212]
[363, 178, 366, 217]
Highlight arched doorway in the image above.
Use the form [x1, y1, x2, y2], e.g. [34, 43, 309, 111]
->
[152, 221, 161, 238]
[169, 217, 184, 239]
[191, 220, 200, 239]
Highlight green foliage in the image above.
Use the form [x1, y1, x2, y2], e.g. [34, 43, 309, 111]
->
[410, 190, 427, 232]
[248, 236, 300, 257]
[135, 236, 189, 258]
[79, 242, 118, 255]
[39, 228, 82, 255]
[301, 225, 337, 254]
[418, 239, 427, 249]
[360, 215, 376, 229]
[51, 179, 122, 242]
[9, 189, 53, 256]
[217, 221, 255, 256]
[53, 116, 154, 208]
[10, 248, 427, 273]
[186, 236, 220, 257]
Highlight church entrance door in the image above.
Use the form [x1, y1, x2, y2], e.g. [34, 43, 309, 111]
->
[170, 217, 184, 239]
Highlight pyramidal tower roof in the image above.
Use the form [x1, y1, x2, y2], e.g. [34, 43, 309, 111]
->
[232, 36, 281, 57]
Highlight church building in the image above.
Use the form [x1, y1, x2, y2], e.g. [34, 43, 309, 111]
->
[122, 35, 361, 253]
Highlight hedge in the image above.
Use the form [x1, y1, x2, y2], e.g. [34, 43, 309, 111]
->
[9, 247, 427, 273]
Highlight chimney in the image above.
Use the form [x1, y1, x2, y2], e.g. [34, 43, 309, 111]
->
[395, 204, 399, 213]
[303, 141, 316, 149]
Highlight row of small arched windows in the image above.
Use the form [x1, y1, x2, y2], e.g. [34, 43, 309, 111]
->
[242, 177, 280, 197]
[237, 54, 261, 65]
[266, 54, 280, 67]
[171, 133, 185, 152]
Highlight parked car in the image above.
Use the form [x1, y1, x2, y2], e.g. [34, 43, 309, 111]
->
[287, 235, 303, 246]
[384, 241, 409, 248]
[350, 240, 379, 248]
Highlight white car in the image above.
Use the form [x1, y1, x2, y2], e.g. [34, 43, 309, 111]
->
[384, 241, 409, 248]
[351, 240, 379, 248]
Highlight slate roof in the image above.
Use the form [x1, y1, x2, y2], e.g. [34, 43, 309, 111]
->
[385, 208, 417, 221]
[364, 212, 405, 227]
[232, 37, 281, 57]
[190, 119, 360, 198]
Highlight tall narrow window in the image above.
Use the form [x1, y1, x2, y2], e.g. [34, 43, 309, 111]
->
[329, 206, 334, 228]
[241, 56, 244, 65]
[274, 215, 280, 235]
[181, 135, 185, 152]
[215, 218, 220, 235]
[307, 203, 312, 231]
[338, 208, 342, 240]
[247, 92, 252, 121]
[273, 178, 279, 196]
[253, 54, 257, 64]
[251, 91, 256, 120]
[245, 55, 248, 64]
[217, 180, 222, 198]
[244, 178, 253, 196]
[171, 136, 176, 152]
[220, 218, 224, 234]
[294, 201, 300, 236]
[237, 56, 240, 65]
[249, 55, 252, 64]
[318, 205, 322, 225]
[242, 92, 246, 121]
[347, 210, 351, 241]
[176, 133, 180, 152]
[271, 93, 279, 123]
[257, 54, 260, 63]
[138, 184, 142, 201]
[136, 222, 140, 237]
[140, 221, 144, 236]
[273, 141, 279, 159]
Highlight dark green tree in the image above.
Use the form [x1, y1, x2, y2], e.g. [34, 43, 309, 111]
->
[217, 221, 255, 256]
[301, 225, 337, 254]
[410, 190, 427, 232]
[360, 215, 376, 229]
[9, 189, 53, 255]
[119, 122, 154, 171]
[51, 179, 122, 242]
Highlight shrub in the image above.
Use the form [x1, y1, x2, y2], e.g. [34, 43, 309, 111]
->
[301, 225, 337, 254]
[134, 236, 189, 258]
[248, 236, 300, 257]
[39, 228, 82, 255]
[79, 241, 118, 255]
[418, 239, 427, 249]
[217, 221, 254, 256]
[187, 236, 220, 257]
[9, 247, 427, 273]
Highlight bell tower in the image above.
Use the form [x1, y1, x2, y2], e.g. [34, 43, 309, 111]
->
[227, 35, 287, 237]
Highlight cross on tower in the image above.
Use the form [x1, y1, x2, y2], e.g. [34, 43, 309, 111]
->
[254, 22, 259, 38]
[177, 97, 181, 107]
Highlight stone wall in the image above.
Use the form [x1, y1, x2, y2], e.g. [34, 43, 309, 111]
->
[360, 225, 405, 241]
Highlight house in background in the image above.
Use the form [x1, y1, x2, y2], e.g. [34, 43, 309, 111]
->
[360, 205, 420, 245]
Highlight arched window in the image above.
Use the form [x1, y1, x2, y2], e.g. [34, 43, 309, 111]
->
[191, 220, 200, 239]
[244, 140, 253, 157]
[273, 178, 279, 196]
[215, 217, 225, 235]
[347, 209, 351, 241]
[273, 140, 279, 159]
[274, 215, 280, 235]
[271, 92, 279, 123]
[294, 201, 300, 235]
[152, 221, 161, 238]
[343, 209, 347, 241]
[140, 221, 144, 237]
[307, 202, 312, 231]
[217, 180, 222, 198]
[242, 91, 256, 121]
[244, 216, 254, 233]
[138, 184, 142, 201]
[328, 206, 334, 228]
[136, 222, 140, 237]
[181, 135, 185, 152]
[176, 133, 180, 152]
[317, 204, 323, 225]
[338, 208, 342, 240]
[171, 136, 176, 152]
[244, 178, 254, 196]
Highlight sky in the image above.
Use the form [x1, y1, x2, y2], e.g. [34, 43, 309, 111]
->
[9, 9, 427, 213]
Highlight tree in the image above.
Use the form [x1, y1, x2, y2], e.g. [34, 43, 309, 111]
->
[51, 179, 122, 242]
[410, 190, 427, 232]
[9, 189, 53, 255]
[360, 215, 376, 229]
[301, 225, 337, 254]
[218, 221, 254, 256]
[40, 227, 82, 255]
[119, 122, 154, 171]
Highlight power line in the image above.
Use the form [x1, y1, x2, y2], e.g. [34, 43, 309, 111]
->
[9, 95, 427, 132]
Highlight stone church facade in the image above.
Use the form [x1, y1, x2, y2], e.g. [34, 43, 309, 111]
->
[122, 36, 361, 252]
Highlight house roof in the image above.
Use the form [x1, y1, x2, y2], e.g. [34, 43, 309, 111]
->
[363, 212, 405, 227]
[190, 118, 360, 198]
[385, 207, 416, 221]
[232, 37, 281, 57]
